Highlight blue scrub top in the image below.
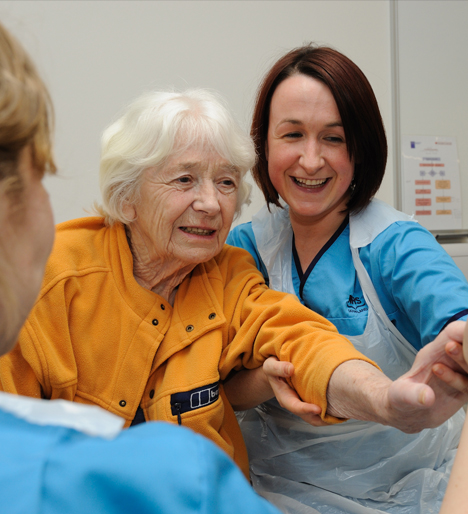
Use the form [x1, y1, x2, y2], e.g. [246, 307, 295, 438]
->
[227, 218, 468, 350]
[0, 407, 280, 514]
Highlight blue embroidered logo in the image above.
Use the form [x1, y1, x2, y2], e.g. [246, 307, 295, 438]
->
[346, 295, 368, 314]
[171, 382, 220, 418]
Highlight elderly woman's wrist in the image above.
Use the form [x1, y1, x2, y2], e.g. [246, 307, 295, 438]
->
[326, 360, 391, 422]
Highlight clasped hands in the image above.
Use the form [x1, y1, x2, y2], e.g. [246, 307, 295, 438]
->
[263, 321, 468, 432]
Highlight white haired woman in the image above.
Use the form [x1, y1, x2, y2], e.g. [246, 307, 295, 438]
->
[1, 73, 467, 480]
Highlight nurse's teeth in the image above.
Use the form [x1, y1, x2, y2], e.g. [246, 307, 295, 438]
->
[295, 177, 327, 186]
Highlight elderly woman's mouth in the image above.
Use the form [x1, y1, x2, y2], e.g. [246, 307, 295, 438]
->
[180, 227, 216, 236]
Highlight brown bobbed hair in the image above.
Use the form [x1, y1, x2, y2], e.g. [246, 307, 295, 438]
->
[251, 44, 387, 214]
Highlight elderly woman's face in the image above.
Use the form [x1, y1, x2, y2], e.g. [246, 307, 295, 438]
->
[126, 147, 239, 267]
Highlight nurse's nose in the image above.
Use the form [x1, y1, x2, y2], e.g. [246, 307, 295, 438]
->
[192, 180, 221, 215]
[299, 140, 324, 174]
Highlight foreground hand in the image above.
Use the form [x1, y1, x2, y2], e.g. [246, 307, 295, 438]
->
[385, 321, 468, 432]
[263, 357, 328, 426]
[431, 317, 468, 389]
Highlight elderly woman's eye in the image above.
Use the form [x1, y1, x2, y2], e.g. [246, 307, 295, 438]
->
[177, 176, 192, 184]
[220, 179, 237, 190]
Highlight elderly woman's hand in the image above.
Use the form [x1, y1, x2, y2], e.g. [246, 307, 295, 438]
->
[323, 321, 468, 433]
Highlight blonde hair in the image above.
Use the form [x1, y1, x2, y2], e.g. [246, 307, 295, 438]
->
[0, 23, 56, 346]
[95, 89, 255, 225]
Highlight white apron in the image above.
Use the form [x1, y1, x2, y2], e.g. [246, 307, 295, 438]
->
[241, 199, 464, 514]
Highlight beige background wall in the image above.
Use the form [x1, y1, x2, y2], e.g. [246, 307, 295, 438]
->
[396, 1, 468, 231]
[5, 1, 467, 231]
[1, 0, 394, 226]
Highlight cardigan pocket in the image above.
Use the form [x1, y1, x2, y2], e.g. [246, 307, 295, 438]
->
[170, 381, 220, 425]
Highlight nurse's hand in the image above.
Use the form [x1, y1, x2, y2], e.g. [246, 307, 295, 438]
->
[263, 357, 328, 426]
[431, 318, 468, 388]
[385, 320, 468, 432]
[224, 358, 326, 425]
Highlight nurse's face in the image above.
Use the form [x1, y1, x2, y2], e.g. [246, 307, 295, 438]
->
[0, 146, 55, 354]
[266, 74, 354, 228]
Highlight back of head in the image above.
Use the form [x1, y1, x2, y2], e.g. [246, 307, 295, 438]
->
[0, 22, 56, 348]
[97, 89, 255, 225]
[252, 44, 387, 214]
[0, 24, 55, 188]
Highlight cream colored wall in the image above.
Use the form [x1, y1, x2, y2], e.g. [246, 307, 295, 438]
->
[396, 0, 468, 231]
[1, 0, 394, 226]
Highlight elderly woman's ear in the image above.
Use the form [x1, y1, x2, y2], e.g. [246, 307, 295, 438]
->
[122, 202, 137, 222]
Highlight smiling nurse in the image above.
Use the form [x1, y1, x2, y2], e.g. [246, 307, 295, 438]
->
[227, 44, 468, 514]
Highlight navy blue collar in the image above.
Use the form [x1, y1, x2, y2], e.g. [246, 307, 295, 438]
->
[292, 215, 349, 300]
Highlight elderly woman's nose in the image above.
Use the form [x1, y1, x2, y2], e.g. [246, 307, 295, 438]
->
[192, 181, 221, 214]
[299, 140, 324, 174]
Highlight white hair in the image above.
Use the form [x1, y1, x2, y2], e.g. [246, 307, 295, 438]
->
[95, 89, 256, 225]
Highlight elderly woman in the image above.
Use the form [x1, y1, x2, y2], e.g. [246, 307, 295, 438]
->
[0, 21, 285, 514]
[1, 80, 467, 480]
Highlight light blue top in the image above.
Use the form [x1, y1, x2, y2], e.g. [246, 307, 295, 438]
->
[227, 216, 468, 350]
[0, 404, 280, 514]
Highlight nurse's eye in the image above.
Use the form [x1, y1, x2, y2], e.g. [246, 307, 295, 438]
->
[284, 132, 302, 139]
[325, 136, 345, 143]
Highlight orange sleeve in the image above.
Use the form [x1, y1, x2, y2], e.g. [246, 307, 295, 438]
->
[218, 246, 379, 424]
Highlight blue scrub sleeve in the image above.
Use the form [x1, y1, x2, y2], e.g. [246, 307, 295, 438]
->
[1, 411, 280, 514]
[362, 221, 468, 349]
[46, 423, 280, 514]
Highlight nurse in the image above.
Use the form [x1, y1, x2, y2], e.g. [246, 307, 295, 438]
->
[226, 45, 468, 513]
